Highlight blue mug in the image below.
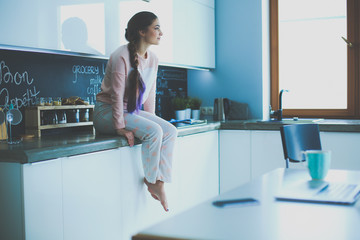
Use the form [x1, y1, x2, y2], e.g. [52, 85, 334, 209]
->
[304, 150, 331, 180]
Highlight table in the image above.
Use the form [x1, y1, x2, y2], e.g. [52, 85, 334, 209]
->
[132, 168, 360, 240]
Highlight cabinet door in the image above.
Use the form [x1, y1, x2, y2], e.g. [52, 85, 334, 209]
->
[118, 0, 215, 68]
[119, 145, 176, 240]
[22, 159, 63, 240]
[62, 149, 123, 240]
[321, 132, 360, 170]
[219, 130, 251, 194]
[173, 0, 215, 68]
[174, 130, 219, 209]
[118, 131, 219, 240]
[1, 163, 25, 240]
[251, 130, 286, 179]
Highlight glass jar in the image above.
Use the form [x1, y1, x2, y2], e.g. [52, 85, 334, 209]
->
[36, 97, 45, 106]
[53, 97, 62, 106]
[45, 97, 53, 106]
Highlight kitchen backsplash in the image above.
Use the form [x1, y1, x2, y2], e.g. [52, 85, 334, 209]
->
[0, 45, 187, 136]
[156, 66, 187, 120]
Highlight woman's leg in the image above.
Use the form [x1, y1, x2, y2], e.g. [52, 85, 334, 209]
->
[95, 103, 177, 182]
[94, 103, 176, 211]
[123, 112, 164, 183]
[93, 101, 117, 135]
[137, 111, 178, 183]
[124, 111, 177, 211]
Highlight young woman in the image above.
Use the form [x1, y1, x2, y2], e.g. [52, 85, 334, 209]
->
[93, 12, 177, 212]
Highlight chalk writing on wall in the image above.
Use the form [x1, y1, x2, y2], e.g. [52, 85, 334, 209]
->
[0, 60, 40, 110]
[72, 63, 105, 98]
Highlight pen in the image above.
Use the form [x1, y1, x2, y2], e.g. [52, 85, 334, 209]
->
[212, 198, 259, 207]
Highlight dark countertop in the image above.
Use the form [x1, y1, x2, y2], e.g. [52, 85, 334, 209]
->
[1, 119, 360, 164]
[220, 119, 360, 132]
[0, 122, 221, 164]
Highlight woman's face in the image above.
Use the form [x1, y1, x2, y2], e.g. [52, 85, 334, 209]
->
[141, 18, 163, 45]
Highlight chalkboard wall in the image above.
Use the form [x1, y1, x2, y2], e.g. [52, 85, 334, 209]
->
[0, 45, 187, 137]
[0, 45, 107, 110]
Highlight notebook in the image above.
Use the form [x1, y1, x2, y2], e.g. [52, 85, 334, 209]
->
[275, 180, 360, 205]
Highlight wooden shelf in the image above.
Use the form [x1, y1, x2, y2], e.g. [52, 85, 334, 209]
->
[25, 105, 95, 137]
[38, 121, 94, 130]
[27, 105, 94, 110]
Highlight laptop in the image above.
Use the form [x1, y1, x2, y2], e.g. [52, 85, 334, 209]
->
[275, 180, 360, 205]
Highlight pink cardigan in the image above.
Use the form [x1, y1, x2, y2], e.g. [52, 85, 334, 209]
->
[96, 45, 158, 129]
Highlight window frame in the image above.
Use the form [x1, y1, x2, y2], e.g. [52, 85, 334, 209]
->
[270, 0, 360, 119]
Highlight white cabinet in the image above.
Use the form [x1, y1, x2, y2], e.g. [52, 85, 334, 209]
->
[61, 150, 123, 240]
[172, 0, 215, 68]
[219, 129, 303, 193]
[174, 130, 219, 207]
[118, 144, 173, 240]
[250, 130, 285, 179]
[219, 130, 251, 194]
[120, 130, 219, 240]
[320, 132, 360, 170]
[250, 131, 360, 177]
[22, 160, 64, 240]
[118, 0, 215, 68]
[15, 130, 219, 240]
[219, 130, 360, 195]
[0, 163, 25, 240]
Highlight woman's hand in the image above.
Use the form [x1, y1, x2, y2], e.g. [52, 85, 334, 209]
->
[116, 128, 135, 147]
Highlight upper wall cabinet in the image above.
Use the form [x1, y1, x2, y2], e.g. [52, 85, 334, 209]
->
[172, 0, 215, 69]
[0, 0, 215, 69]
[118, 0, 215, 69]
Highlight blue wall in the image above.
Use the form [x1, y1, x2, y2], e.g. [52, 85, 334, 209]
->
[187, 0, 270, 119]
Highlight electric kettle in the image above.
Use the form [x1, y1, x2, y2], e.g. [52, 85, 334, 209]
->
[213, 98, 230, 121]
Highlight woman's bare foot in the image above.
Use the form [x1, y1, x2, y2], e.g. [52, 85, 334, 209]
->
[144, 178, 169, 211]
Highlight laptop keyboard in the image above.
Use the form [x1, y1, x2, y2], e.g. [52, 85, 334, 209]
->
[316, 183, 358, 199]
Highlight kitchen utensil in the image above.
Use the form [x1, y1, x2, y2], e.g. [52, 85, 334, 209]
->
[213, 98, 230, 121]
[6, 106, 23, 144]
[228, 101, 249, 120]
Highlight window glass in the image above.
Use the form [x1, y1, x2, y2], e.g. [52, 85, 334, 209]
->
[278, 0, 347, 109]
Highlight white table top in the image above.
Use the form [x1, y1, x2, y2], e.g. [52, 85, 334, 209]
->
[132, 168, 360, 240]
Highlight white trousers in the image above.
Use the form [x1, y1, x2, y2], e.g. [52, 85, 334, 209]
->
[93, 101, 178, 184]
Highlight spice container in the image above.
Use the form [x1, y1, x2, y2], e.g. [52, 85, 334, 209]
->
[80, 109, 90, 122]
[36, 97, 45, 106]
[45, 97, 53, 106]
[54, 97, 62, 106]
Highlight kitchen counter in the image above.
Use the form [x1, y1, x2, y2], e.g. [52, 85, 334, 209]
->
[0, 122, 221, 164]
[1, 119, 360, 164]
[221, 119, 360, 132]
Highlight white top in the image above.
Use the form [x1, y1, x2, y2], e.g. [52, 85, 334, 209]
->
[96, 45, 158, 129]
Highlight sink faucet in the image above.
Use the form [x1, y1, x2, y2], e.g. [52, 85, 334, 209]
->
[272, 89, 289, 121]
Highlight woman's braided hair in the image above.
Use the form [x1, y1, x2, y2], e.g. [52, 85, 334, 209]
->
[125, 11, 158, 113]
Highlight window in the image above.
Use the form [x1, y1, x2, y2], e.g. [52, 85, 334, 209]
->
[270, 0, 360, 118]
